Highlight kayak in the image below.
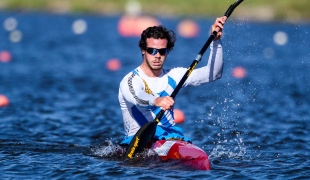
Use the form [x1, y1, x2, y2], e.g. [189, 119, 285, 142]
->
[152, 140, 211, 170]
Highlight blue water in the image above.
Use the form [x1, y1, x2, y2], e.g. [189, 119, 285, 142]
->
[1, 12, 310, 179]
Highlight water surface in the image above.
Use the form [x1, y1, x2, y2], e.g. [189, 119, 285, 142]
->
[0, 12, 310, 179]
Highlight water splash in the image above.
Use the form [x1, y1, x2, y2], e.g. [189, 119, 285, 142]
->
[205, 95, 248, 160]
[91, 140, 124, 158]
[90, 139, 158, 159]
[209, 132, 247, 159]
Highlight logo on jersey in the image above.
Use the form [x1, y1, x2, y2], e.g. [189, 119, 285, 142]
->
[142, 79, 154, 96]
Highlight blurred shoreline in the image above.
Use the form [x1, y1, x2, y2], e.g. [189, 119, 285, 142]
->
[0, 0, 309, 23]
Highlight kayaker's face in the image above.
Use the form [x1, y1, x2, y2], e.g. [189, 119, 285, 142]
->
[142, 38, 168, 72]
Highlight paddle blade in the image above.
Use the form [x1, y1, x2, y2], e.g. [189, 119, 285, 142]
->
[124, 120, 157, 160]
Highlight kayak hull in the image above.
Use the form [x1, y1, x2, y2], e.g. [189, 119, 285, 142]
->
[153, 140, 210, 170]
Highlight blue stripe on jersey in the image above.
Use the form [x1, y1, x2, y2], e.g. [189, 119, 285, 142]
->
[131, 106, 149, 126]
[158, 90, 169, 97]
[152, 107, 172, 127]
[157, 76, 177, 97]
[160, 110, 173, 127]
[168, 76, 177, 89]
[132, 69, 138, 75]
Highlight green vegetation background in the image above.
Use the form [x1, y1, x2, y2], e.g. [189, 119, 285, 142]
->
[0, 0, 309, 22]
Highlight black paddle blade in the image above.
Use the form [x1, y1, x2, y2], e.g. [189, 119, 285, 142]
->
[124, 120, 157, 160]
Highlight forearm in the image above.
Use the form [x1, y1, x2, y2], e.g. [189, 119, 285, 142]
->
[207, 39, 223, 81]
[184, 40, 223, 86]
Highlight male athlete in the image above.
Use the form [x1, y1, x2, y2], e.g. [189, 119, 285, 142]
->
[119, 17, 225, 145]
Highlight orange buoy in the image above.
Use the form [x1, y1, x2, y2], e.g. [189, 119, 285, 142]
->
[0, 95, 9, 107]
[177, 19, 199, 38]
[232, 66, 247, 79]
[0, 50, 12, 63]
[106, 58, 121, 71]
[134, 16, 160, 37]
[117, 15, 136, 37]
[118, 15, 159, 37]
[174, 109, 185, 124]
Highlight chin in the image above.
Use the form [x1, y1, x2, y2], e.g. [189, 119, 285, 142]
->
[151, 67, 162, 71]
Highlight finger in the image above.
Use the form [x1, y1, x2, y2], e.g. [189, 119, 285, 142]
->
[169, 98, 175, 105]
[219, 17, 226, 24]
[165, 97, 174, 104]
[163, 104, 172, 111]
[217, 23, 224, 29]
[217, 17, 226, 28]
[216, 20, 224, 29]
[212, 18, 224, 32]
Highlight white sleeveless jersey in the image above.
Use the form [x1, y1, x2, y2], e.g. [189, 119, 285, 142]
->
[119, 40, 223, 137]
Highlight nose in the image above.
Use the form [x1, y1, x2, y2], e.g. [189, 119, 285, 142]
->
[154, 51, 161, 57]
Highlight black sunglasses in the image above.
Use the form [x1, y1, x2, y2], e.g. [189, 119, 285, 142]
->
[146, 47, 169, 56]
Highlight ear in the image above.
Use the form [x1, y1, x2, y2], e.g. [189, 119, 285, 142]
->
[141, 49, 146, 55]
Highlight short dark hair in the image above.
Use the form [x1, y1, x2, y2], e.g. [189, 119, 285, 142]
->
[139, 25, 176, 51]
